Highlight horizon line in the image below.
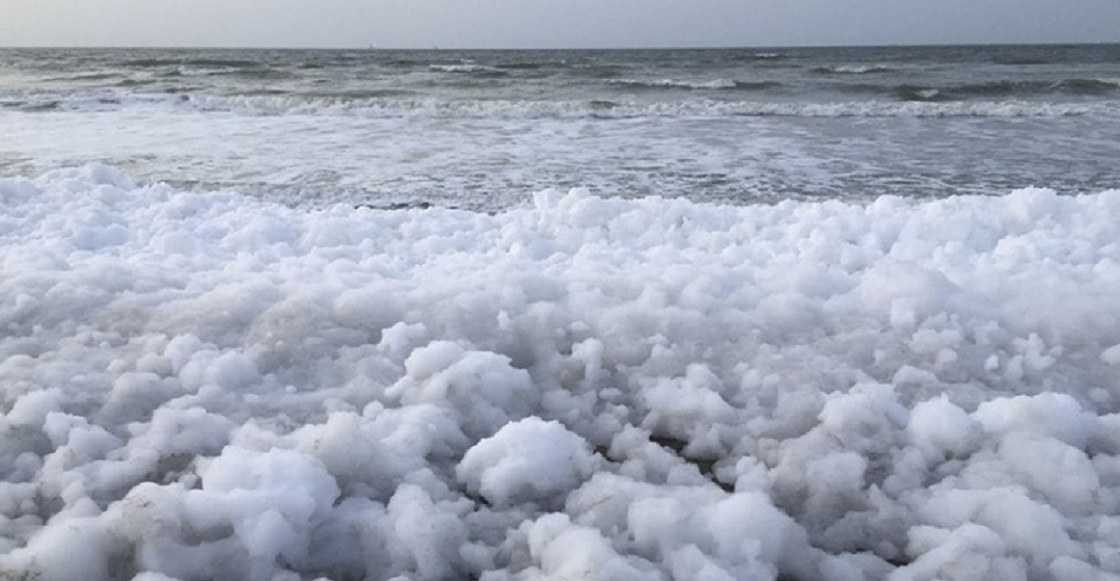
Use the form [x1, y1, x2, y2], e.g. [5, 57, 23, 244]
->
[2, 40, 1119, 52]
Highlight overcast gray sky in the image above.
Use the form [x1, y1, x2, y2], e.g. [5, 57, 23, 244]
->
[2, 0, 1119, 49]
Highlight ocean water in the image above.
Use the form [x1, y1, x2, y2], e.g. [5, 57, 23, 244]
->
[3, 46, 1120, 581]
[2, 44, 1119, 208]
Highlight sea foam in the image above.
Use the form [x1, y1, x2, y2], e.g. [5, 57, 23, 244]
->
[1, 165, 1120, 581]
[6, 89, 1115, 118]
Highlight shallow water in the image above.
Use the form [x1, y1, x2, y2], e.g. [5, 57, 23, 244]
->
[2, 45, 1118, 209]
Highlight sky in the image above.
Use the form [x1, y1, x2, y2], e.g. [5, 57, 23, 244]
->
[1, 0, 1119, 49]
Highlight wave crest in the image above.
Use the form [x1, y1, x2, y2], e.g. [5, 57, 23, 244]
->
[610, 78, 780, 91]
[812, 64, 894, 75]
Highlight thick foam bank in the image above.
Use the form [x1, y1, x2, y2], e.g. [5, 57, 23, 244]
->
[1, 165, 1119, 581]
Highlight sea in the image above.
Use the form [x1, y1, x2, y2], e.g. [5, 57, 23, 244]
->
[2, 44, 1118, 210]
[4, 44, 1120, 581]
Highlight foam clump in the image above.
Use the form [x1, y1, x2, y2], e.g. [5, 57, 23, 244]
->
[457, 416, 599, 508]
[2, 165, 1120, 581]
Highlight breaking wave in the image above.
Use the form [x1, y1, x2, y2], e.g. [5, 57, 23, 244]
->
[812, 64, 894, 74]
[120, 57, 265, 69]
[609, 78, 784, 91]
[9, 89, 1111, 118]
[939, 78, 1120, 99]
[428, 63, 507, 76]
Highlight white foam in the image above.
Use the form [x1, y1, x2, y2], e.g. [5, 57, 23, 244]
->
[428, 63, 504, 74]
[2, 165, 1120, 580]
[611, 78, 740, 90]
[154, 95, 1120, 119]
[7, 88, 1116, 119]
[818, 64, 893, 74]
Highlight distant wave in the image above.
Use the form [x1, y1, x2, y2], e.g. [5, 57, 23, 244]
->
[894, 79, 1120, 101]
[588, 99, 620, 110]
[169, 65, 294, 81]
[1, 99, 61, 112]
[611, 78, 735, 90]
[991, 57, 1051, 66]
[173, 67, 240, 77]
[943, 79, 1120, 99]
[713, 100, 1105, 118]
[494, 62, 546, 71]
[428, 63, 507, 75]
[1059, 78, 1120, 93]
[730, 52, 787, 62]
[495, 61, 564, 71]
[812, 64, 893, 75]
[113, 78, 158, 88]
[44, 72, 123, 83]
[610, 78, 780, 91]
[0, 90, 136, 112]
[570, 64, 627, 80]
[119, 58, 181, 68]
[382, 58, 424, 69]
[121, 58, 264, 69]
[734, 81, 784, 91]
[303, 89, 419, 99]
[225, 68, 296, 81]
[118, 57, 266, 70]
[832, 78, 1120, 102]
[954, 80, 1047, 97]
[894, 85, 947, 102]
[115, 57, 296, 81]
